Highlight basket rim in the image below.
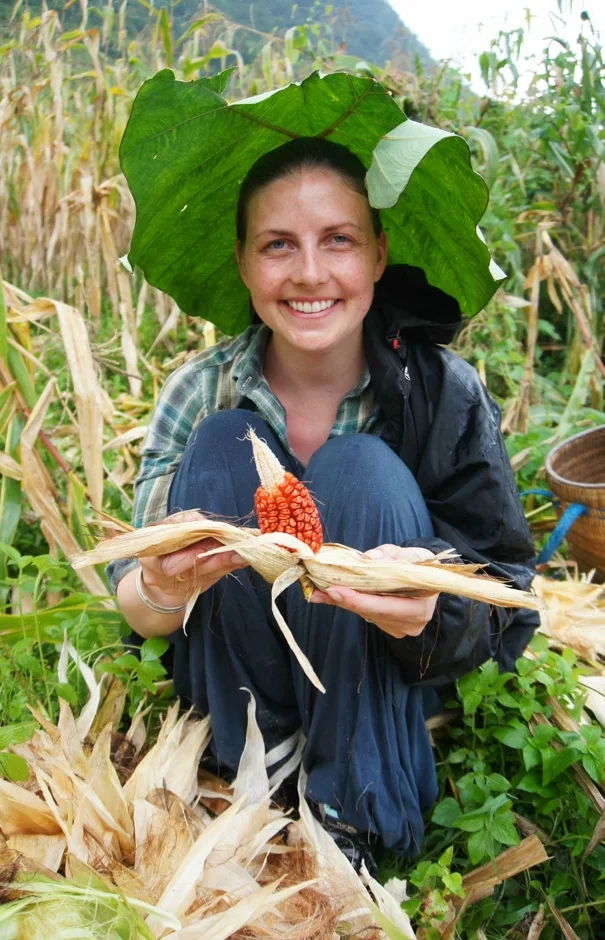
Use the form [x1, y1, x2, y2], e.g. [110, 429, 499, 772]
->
[546, 425, 605, 491]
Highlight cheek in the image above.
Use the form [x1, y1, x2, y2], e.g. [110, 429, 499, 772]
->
[338, 254, 380, 290]
[249, 261, 287, 297]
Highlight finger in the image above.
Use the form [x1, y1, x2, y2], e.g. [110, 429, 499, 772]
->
[194, 551, 247, 578]
[325, 586, 437, 623]
[161, 539, 222, 576]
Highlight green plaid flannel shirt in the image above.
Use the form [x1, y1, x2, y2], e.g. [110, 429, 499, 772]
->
[107, 324, 381, 591]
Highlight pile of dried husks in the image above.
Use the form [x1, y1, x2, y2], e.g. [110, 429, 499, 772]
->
[535, 572, 605, 663]
[0, 637, 417, 940]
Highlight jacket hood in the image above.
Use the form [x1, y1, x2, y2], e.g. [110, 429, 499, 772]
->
[364, 264, 464, 462]
[373, 265, 463, 346]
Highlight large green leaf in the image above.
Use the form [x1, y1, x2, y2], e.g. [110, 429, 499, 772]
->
[120, 70, 502, 335]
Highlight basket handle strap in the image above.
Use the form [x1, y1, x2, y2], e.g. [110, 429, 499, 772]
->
[536, 502, 589, 565]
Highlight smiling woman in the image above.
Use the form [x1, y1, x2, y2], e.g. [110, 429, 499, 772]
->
[232, 139, 388, 460]
[108, 71, 538, 869]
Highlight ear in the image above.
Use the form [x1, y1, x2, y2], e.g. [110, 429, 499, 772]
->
[374, 231, 388, 283]
[235, 240, 250, 289]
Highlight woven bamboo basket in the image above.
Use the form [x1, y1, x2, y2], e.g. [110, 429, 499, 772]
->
[545, 425, 605, 580]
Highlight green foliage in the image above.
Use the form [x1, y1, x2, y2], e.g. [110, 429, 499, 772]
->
[383, 643, 605, 939]
[0, 544, 168, 730]
[401, 846, 465, 938]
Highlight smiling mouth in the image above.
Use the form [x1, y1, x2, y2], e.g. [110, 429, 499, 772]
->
[283, 299, 339, 313]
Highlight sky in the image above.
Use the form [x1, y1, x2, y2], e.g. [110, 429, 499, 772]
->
[388, 0, 605, 92]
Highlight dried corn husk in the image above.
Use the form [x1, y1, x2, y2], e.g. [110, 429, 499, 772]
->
[534, 573, 605, 661]
[0, 647, 410, 940]
[71, 518, 541, 693]
[6, 833, 66, 872]
[460, 835, 549, 904]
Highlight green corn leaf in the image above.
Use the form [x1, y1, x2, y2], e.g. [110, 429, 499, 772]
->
[0, 595, 126, 643]
[176, 12, 224, 45]
[159, 8, 173, 67]
[463, 126, 500, 190]
[0, 416, 23, 608]
[68, 473, 97, 551]
[6, 343, 37, 409]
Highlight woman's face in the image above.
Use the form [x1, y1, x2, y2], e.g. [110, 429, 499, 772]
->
[236, 169, 387, 356]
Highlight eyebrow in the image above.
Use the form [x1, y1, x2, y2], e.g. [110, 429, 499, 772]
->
[254, 222, 363, 239]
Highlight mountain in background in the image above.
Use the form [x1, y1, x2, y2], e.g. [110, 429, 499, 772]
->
[1, 0, 432, 71]
[209, 0, 432, 69]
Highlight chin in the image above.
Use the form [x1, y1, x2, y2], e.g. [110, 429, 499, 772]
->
[286, 329, 342, 353]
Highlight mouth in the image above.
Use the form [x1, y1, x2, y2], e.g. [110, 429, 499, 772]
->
[281, 299, 340, 317]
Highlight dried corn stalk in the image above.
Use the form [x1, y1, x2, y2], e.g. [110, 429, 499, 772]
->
[21, 379, 109, 598]
[24, 297, 105, 509]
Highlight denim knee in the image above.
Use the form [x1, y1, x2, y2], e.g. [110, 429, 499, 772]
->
[168, 409, 295, 518]
[308, 434, 424, 509]
[184, 408, 273, 457]
[305, 434, 433, 546]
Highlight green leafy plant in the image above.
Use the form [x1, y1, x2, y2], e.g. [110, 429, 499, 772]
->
[0, 545, 168, 725]
[391, 641, 605, 938]
[402, 846, 465, 939]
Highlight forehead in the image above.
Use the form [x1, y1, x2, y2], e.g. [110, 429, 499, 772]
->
[246, 168, 371, 231]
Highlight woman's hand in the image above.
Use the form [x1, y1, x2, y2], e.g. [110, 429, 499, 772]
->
[138, 510, 247, 606]
[308, 544, 438, 639]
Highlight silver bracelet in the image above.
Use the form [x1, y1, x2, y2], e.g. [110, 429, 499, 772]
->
[135, 566, 187, 615]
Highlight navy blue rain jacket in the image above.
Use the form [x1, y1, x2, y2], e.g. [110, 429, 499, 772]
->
[364, 266, 538, 685]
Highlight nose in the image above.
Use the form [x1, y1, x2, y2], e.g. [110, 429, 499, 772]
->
[292, 243, 329, 288]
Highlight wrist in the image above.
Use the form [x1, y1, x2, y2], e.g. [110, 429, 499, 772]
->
[137, 567, 187, 613]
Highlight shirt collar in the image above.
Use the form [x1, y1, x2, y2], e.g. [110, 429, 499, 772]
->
[232, 324, 271, 396]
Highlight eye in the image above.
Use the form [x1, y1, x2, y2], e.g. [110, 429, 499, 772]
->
[329, 234, 351, 245]
[266, 239, 288, 251]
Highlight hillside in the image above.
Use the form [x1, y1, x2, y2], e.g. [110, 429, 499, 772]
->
[209, 0, 432, 69]
[0, 0, 432, 70]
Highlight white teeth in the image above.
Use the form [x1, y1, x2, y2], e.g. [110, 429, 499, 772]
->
[287, 300, 335, 313]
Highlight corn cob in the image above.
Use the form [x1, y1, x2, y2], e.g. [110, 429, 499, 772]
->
[248, 428, 323, 553]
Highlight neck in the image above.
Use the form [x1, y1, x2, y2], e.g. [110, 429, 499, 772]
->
[264, 328, 366, 395]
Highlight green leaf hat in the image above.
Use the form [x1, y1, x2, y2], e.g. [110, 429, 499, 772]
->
[120, 69, 505, 336]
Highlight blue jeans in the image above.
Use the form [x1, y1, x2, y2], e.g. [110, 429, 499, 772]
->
[167, 409, 439, 854]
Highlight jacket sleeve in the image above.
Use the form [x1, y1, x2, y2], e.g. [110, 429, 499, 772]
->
[387, 352, 539, 685]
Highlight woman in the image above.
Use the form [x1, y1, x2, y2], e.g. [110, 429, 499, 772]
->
[109, 136, 537, 866]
